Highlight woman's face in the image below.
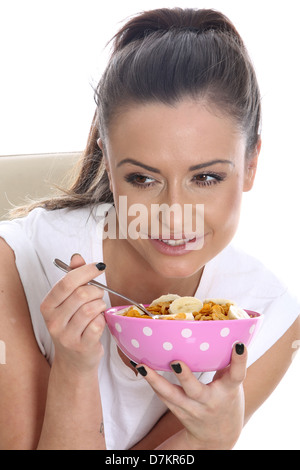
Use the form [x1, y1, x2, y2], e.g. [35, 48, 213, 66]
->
[101, 99, 259, 279]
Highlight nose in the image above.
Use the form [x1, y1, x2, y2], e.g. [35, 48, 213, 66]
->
[155, 180, 184, 237]
[151, 182, 198, 238]
[159, 202, 183, 237]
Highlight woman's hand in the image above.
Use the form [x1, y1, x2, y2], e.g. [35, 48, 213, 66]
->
[40, 254, 107, 374]
[136, 343, 248, 450]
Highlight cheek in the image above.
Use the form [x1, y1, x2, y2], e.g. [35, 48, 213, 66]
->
[112, 187, 152, 239]
[110, 174, 153, 221]
[108, 169, 120, 196]
[205, 180, 243, 231]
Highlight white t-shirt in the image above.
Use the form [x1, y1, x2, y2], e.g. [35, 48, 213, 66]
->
[0, 206, 299, 450]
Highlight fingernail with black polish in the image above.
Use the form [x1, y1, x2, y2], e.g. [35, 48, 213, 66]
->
[136, 366, 147, 377]
[171, 363, 182, 374]
[130, 360, 137, 368]
[96, 262, 106, 271]
[235, 343, 245, 355]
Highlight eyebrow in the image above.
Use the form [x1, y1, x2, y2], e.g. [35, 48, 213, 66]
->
[117, 158, 234, 173]
[117, 158, 161, 173]
[188, 159, 235, 171]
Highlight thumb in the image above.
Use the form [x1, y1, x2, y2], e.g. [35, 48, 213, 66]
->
[216, 343, 248, 390]
[70, 253, 86, 270]
[227, 343, 248, 387]
[213, 343, 248, 385]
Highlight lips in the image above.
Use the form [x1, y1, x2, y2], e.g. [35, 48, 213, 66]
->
[159, 237, 196, 246]
[148, 234, 204, 255]
[150, 233, 198, 241]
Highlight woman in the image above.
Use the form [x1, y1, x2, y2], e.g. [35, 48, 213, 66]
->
[0, 8, 299, 450]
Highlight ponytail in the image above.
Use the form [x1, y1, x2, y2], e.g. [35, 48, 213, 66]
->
[113, 8, 243, 52]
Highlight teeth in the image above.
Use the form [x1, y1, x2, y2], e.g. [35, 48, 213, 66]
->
[160, 238, 194, 246]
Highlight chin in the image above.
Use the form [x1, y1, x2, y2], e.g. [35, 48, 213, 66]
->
[134, 236, 209, 277]
[149, 254, 204, 280]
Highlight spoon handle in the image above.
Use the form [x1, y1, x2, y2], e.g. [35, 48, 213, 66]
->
[53, 259, 152, 317]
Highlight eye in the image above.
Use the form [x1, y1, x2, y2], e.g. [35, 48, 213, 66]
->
[192, 172, 225, 187]
[125, 173, 156, 188]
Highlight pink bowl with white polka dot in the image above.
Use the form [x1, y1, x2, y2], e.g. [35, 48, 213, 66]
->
[104, 306, 263, 372]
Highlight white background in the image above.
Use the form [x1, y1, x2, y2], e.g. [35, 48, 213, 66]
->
[0, 0, 299, 449]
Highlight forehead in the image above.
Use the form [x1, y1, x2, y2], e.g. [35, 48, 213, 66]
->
[105, 99, 246, 164]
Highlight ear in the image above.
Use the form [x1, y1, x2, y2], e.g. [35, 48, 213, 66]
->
[243, 138, 261, 192]
[97, 138, 113, 193]
[97, 137, 105, 156]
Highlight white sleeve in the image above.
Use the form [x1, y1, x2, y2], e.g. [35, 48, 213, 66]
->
[0, 220, 55, 363]
[246, 288, 299, 368]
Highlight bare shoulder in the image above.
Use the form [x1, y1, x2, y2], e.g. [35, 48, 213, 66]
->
[244, 315, 300, 422]
[0, 237, 50, 449]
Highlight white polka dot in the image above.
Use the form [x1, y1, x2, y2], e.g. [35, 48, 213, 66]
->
[115, 323, 122, 333]
[220, 327, 230, 337]
[249, 325, 255, 335]
[200, 342, 210, 351]
[143, 326, 153, 336]
[131, 339, 139, 348]
[163, 342, 173, 351]
[181, 328, 192, 338]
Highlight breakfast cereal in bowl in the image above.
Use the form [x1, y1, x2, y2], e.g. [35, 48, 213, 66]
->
[104, 294, 263, 372]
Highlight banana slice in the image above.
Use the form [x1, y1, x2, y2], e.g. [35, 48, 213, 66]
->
[150, 294, 181, 306]
[203, 298, 236, 306]
[169, 296, 203, 315]
[228, 305, 250, 320]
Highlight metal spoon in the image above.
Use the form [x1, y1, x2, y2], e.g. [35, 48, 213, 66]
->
[53, 259, 160, 319]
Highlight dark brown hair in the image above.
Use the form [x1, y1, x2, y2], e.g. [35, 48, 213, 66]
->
[11, 7, 261, 217]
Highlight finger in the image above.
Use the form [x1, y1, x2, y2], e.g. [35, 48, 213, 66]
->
[70, 253, 86, 269]
[42, 284, 104, 334]
[81, 313, 106, 348]
[61, 298, 107, 344]
[46, 261, 106, 309]
[223, 343, 248, 388]
[136, 364, 187, 406]
[136, 362, 209, 410]
[56, 284, 105, 327]
[169, 361, 210, 404]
